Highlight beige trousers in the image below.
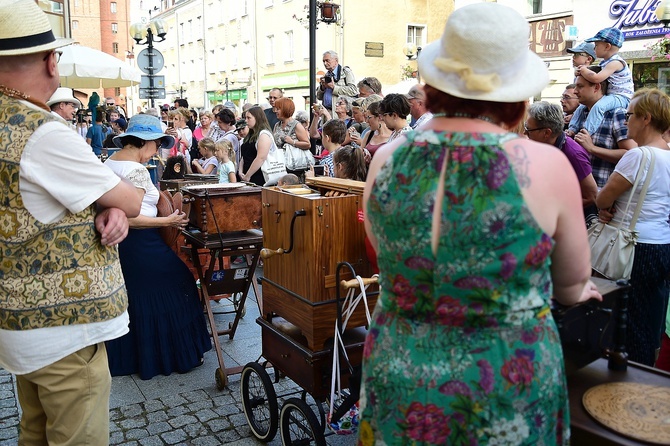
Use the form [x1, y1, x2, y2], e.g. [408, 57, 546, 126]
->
[16, 343, 111, 446]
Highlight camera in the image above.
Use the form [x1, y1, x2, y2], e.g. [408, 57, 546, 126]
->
[313, 165, 325, 176]
[323, 75, 332, 84]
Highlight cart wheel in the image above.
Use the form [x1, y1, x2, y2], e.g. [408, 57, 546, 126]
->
[279, 398, 326, 446]
[241, 362, 279, 442]
[215, 367, 227, 390]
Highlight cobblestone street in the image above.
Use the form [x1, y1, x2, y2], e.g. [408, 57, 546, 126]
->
[0, 283, 355, 446]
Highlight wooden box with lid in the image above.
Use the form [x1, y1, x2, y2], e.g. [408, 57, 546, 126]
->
[182, 183, 262, 239]
[260, 177, 376, 350]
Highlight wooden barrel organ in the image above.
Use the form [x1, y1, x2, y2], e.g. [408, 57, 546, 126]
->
[260, 177, 377, 351]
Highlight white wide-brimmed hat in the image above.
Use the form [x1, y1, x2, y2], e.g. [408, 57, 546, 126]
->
[0, 0, 73, 56]
[418, 3, 549, 103]
[46, 87, 82, 108]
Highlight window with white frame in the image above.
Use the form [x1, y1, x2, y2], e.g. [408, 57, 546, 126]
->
[111, 23, 118, 34]
[265, 0, 273, 7]
[112, 42, 119, 53]
[110, 2, 117, 13]
[284, 31, 293, 62]
[530, 0, 542, 14]
[266, 35, 274, 65]
[407, 24, 425, 48]
[179, 22, 185, 44]
[195, 16, 202, 40]
[72, 20, 78, 29]
[217, 46, 226, 73]
[231, 44, 238, 69]
[242, 0, 248, 16]
[242, 41, 250, 68]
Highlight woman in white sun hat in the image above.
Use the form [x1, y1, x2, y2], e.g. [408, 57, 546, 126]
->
[359, 3, 601, 445]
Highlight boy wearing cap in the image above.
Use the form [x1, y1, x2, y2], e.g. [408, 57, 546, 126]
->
[569, 27, 634, 136]
[566, 42, 596, 72]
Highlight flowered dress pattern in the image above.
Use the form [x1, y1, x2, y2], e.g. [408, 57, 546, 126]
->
[359, 131, 569, 446]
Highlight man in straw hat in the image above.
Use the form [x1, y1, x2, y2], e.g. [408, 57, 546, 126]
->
[0, 0, 142, 443]
[359, 3, 601, 444]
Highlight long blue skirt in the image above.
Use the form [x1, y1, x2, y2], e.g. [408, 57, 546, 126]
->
[106, 228, 211, 380]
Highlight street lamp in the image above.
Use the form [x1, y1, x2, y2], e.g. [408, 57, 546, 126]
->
[402, 43, 422, 83]
[130, 18, 167, 108]
[656, 0, 670, 27]
[173, 84, 185, 99]
[218, 76, 233, 101]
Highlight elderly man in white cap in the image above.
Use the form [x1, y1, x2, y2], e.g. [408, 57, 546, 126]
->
[47, 86, 81, 124]
[0, 0, 141, 443]
[405, 84, 433, 129]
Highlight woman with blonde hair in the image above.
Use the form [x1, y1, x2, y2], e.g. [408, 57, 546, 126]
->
[165, 107, 193, 168]
[596, 88, 670, 366]
[359, 3, 601, 444]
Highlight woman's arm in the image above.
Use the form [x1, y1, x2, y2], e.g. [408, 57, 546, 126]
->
[129, 209, 189, 229]
[595, 171, 633, 213]
[242, 133, 271, 180]
[288, 121, 311, 150]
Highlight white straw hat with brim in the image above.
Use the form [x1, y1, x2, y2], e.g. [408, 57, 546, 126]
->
[113, 114, 175, 150]
[46, 87, 82, 108]
[0, 0, 73, 56]
[418, 2, 549, 103]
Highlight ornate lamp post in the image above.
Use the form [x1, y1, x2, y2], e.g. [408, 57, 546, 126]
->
[130, 18, 167, 108]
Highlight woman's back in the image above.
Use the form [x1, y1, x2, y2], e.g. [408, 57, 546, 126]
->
[362, 130, 570, 445]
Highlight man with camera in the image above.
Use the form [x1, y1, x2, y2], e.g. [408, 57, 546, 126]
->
[316, 50, 358, 115]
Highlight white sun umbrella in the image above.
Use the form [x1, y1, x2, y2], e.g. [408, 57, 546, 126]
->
[57, 44, 141, 89]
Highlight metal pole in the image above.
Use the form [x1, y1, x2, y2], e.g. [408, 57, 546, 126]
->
[309, 0, 317, 122]
[147, 27, 155, 109]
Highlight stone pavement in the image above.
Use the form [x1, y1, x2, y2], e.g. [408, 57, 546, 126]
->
[0, 276, 357, 445]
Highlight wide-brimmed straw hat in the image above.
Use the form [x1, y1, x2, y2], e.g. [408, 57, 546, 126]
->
[418, 3, 549, 103]
[46, 87, 82, 108]
[113, 114, 175, 149]
[0, 0, 73, 56]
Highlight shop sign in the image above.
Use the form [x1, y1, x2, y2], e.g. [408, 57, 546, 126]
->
[260, 69, 310, 90]
[529, 16, 574, 57]
[207, 89, 248, 101]
[610, 0, 670, 39]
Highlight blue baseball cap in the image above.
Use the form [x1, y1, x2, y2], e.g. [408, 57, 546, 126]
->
[585, 27, 624, 48]
[113, 114, 174, 149]
[566, 42, 596, 60]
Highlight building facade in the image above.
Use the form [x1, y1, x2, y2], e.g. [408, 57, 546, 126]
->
[145, 0, 451, 111]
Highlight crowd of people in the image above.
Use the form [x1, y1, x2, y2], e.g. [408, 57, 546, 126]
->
[3, 0, 670, 444]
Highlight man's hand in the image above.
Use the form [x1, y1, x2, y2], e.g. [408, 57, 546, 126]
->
[574, 129, 595, 153]
[96, 208, 129, 246]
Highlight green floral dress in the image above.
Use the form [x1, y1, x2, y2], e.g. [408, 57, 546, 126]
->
[358, 131, 569, 446]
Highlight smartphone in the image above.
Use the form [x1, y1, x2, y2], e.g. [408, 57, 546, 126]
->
[313, 165, 325, 176]
[323, 75, 332, 83]
[167, 121, 174, 129]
